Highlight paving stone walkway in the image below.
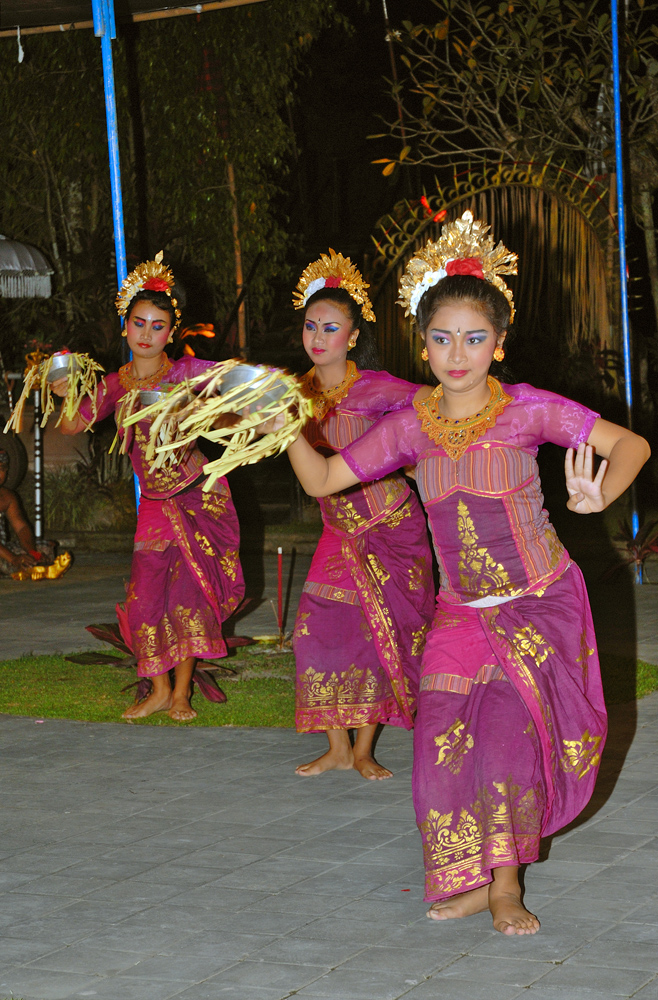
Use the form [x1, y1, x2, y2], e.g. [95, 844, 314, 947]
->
[0, 691, 657, 1000]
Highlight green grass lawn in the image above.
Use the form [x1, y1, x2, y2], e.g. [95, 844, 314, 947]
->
[0, 647, 296, 727]
[0, 647, 656, 727]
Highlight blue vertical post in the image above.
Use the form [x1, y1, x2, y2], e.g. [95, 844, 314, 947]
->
[611, 0, 640, 577]
[92, 0, 140, 505]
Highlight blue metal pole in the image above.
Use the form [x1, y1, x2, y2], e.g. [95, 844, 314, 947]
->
[611, 0, 640, 575]
[92, 0, 140, 504]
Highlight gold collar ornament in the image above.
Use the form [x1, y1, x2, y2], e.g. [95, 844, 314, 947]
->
[118, 356, 173, 391]
[397, 211, 518, 320]
[115, 251, 182, 329]
[414, 376, 513, 461]
[293, 249, 376, 323]
[300, 359, 362, 421]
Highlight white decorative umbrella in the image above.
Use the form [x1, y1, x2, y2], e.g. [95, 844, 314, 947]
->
[0, 235, 53, 299]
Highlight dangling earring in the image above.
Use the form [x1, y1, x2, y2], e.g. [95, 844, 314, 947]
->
[167, 333, 174, 344]
[348, 339, 357, 350]
[121, 329, 127, 338]
[493, 346, 505, 362]
[421, 346, 429, 362]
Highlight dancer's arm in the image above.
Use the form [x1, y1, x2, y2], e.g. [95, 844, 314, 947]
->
[50, 377, 87, 434]
[286, 433, 360, 497]
[566, 419, 650, 513]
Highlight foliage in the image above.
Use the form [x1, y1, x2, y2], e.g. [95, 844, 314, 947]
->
[602, 517, 658, 580]
[0, 652, 295, 726]
[377, 0, 658, 177]
[0, 2, 344, 372]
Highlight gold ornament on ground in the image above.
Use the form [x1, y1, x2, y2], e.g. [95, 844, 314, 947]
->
[414, 376, 513, 461]
[397, 210, 518, 321]
[11, 551, 72, 582]
[115, 250, 182, 329]
[4, 352, 105, 435]
[293, 249, 376, 323]
[300, 359, 362, 421]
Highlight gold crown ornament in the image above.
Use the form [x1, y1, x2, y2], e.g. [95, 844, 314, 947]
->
[397, 210, 518, 321]
[292, 249, 376, 323]
[115, 251, 182, 329]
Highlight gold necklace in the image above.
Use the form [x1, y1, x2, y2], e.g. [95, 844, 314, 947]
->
[300, 359, 361, 421]
[414, 376, 512, 461]
[118, 355, 173, 390]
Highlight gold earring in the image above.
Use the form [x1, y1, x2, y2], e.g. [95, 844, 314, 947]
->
[348, 339, 357, 350]
[167, 334, 174, 344]
[493, 346, 505, 362]
[121, 329, 127, 338]
[421, 346, 429, 362]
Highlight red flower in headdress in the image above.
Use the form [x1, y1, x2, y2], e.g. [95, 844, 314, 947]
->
[143, 277, 170, 293]
[445, 257, 484, 279]
[325, 276, 341, 288]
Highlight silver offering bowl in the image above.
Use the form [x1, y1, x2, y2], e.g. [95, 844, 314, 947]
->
[139, 383, 180, 407]
[45, 353, 81, 382]
[219, 364, 288, 413]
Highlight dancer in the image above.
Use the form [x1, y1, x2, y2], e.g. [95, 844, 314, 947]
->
[278, 213, 649, 931]
[291, 251, 435, 779]
[0, 448, 42, 574]
[52, 253, 244, 721]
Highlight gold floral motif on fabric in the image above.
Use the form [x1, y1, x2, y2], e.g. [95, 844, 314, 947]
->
[360, 618, 374, 642]
[457, 499, 510, 594]
[219, 548, 239, 582]
[134, 425, 186, 492]
[408, 555, 429, 592]
[201, 489, 229, 519]
[294, 612, 311, 640]
[575, 628, 595, 682]
[367, 553, 391, 586]
[384, 501, 413, 530]
[194, 532, 216, 558]
[297, 664, 380, 709]
[221, 593, 240, 617]
[434, 719, 474, 775]
[560, 730, 602, 780]
[324, 553, 347, 582]
[414, 376, 513, 462]
[544, 524, 564, 569]
[510, 624, 555, 667]
[322, 493, 368, 535]
[421, 776, 543, 899]
[300, 360, 362, 421]
[411, 622, 430, 657]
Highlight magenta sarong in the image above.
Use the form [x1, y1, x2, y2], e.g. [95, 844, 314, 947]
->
[294, 367, 435, 733]
[342, 382, 608, 901]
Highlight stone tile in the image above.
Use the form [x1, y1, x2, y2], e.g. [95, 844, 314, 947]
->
[565, 939, 658, 972]
[633, 979, 658, 999]
[174, 984, 291, 1000]
[403, 982, 524, 1000]
[70, 976, 192, 999]
[437, 955, 552, 987]
[26, 944, 143, 976]
[336, 943, 458, 978]
[206, 959, 328, 991]
[0, 968, 100, 1000]
[537, 963, 653, 995]
[117, 953, 238, 982]
[249, 936, 365, 967]
[293, 966, 430, 999]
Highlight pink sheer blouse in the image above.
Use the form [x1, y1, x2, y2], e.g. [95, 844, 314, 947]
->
[343, 383, 599, 603]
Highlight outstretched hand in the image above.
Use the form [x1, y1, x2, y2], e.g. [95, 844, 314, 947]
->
[50, 376, 69, 398]
[565, 443, 608, 514]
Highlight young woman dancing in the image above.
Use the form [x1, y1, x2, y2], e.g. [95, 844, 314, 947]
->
[278, 214, 649, 932]
[53, 253, 244, 721]
[291, 251, 435, 779]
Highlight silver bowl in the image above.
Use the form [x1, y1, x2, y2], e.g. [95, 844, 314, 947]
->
[45, 353, 80, 382]
[219, 364, 288, 412]
[139, 382, 180, 407]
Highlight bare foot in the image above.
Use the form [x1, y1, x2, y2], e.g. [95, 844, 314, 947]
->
[122, 690, 172, 719]
[168, 695, 197, 722]
[295, 745, 354, 776]
[427, 885, 489, 921]
[353, 754, 393, 780]
[489, 887, 540, 935]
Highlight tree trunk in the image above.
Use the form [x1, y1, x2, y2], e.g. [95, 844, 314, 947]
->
[226, 160, 246, 356]
[638, 183, 658, 338]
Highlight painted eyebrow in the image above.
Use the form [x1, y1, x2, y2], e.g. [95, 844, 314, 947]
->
[132, 314, 165, 323]
[430, 327, 489, 334]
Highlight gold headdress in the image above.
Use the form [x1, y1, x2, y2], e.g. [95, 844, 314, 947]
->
[397, 211, 518, 321]
[115, 251, 182, 329]
[292, 249, 376, 323]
